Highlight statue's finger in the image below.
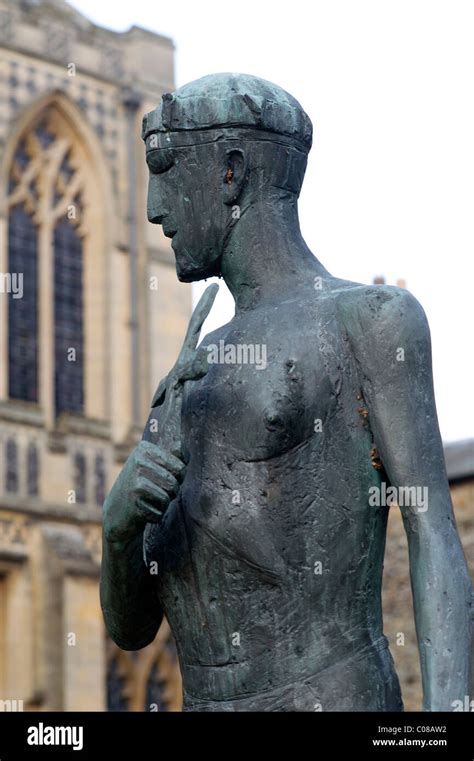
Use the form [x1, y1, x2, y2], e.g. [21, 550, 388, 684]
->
[181, 283, 219, 354]
[178, 346, 210, 382]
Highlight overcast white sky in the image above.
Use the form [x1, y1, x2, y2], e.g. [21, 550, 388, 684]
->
[70, 0, 474, 442]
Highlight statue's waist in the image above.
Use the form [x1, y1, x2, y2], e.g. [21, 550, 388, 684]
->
[181, 632, 392, 705]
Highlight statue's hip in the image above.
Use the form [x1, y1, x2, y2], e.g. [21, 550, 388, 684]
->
[182, 634, 403, 712]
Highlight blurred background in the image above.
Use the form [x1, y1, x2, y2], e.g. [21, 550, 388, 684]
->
[0, 0, 472, 712]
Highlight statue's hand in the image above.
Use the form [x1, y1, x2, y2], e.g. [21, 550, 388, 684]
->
[103, 441, 185, 544]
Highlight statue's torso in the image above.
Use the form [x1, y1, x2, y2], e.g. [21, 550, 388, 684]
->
[145, 284, 403, 710]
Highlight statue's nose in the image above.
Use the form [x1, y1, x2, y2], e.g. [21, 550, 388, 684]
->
[148, 210, 165, 225]
[147, 174, 168, 224]
[147, 195, 168, 225]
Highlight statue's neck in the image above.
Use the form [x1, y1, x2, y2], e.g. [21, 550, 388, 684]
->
[220, 194, 328, 311]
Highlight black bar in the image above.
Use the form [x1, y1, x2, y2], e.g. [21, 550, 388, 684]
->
[0, 711, 472, 759]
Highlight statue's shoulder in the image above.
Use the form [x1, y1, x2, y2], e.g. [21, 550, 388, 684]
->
[333, 281, 430, 358]
[334, 281, 425, 326]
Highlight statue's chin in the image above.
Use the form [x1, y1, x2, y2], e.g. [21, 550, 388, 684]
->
[175, 247, 221, 283]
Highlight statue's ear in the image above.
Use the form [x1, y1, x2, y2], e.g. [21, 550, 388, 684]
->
[222, 148, 248, 205]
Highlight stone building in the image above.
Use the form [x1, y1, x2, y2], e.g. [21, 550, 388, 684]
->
[0, 0, 190, 711]
[0, 0, 471, 716]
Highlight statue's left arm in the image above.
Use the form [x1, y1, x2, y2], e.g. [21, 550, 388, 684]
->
[342, 284, 472, 711]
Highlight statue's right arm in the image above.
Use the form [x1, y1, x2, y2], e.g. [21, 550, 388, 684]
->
[100, 284, 218, 650]
[101, 520, 161, 651]
[100, 404, 185, 651]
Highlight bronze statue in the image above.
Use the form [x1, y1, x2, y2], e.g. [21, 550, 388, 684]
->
[101, 74, 472, 711]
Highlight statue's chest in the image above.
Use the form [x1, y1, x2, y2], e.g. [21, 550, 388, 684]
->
[182, 321, 337, 462]
[149, 307, 365, 604]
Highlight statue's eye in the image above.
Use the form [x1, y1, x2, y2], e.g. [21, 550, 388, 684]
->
[146, 149, 175, 175]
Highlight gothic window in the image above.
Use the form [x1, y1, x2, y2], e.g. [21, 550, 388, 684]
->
[73, 452, 86, 504]
[0, 574, 6, 694]
[54, 217, 84, 418]
[5, 439, 18, 494]
[27, 442, 39, 497]
[8, 204, 38, 402]
[35, 121, 55, 150]
[145, 662, 167, 712]
[94, 454, 105, 507]
[6, 108, 88, 420]
[106, 631, 182, 713]
[106, 654, 129, 712]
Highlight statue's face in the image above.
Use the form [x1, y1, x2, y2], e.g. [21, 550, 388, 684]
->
[146, 140, 229, 282]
